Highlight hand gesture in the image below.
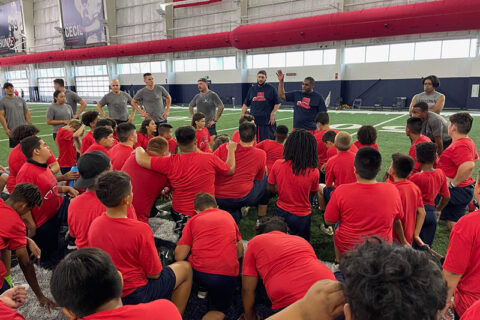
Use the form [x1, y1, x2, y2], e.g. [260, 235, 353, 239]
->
[226, 141, 238, 153]
[63, 170, 80, 181]
[64, 186, 79, 198]
[276, 70, 285, 82]
[0, 286, 27, 309]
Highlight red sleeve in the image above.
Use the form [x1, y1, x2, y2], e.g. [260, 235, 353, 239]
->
[416, 188, 424, 208]
[324, 189, 341, 223]
[254, 151, 266, 181]
[256, 141, 266, 151]
[150, 156, 171, 175]
[393, 189, 404, 220]
[443, 222, 472, 275]
[127, 205, 138, 220]
[177, 220, 193, 246]
[451, 144, 475, 166]
[235, 223, 242, 242]
[325, 159, 334, 186]
[207, 129, 211, 142]
[311, 169, 320, 192]
[62, 130, 74, 141]
[267, 161, 279, 185]
[7, 218, 27, 250]
[47, 149, 57, 165]
[242, 241, 258, 277]
[139, 225, 163, 275]
[213, 144, 227, 161]
[439, 171, 450, 198]
[212, 154, 231, 175]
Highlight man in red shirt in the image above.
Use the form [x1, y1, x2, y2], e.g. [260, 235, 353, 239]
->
[442, 171, 480, 319]
[109, 122, 137, 170]
[0, 183, 56, 310]
[68, 151, 137, 250]
[406, 117, 435, 173]
[214, 122, 267, 224]
[241, 217, 335, 320]
[136, 126, 236, 232]
[158, 123, 177, 154]
[324, 147, 407, 262]
[16, 136, 78, 261]
[439, 112, 478, 230]
[50, 248, 182, 320]
[175, 193, 243, 320]
[410, 142, 450, 247]
[80, 111, 99, 154]
[122, 137, 170, 223]
[84, 126, 114, 156]
[88, 171, 192, 313]
[314, 112, 338, 182]
[55, 119, 85, 174]
[387, 153, 425, 246]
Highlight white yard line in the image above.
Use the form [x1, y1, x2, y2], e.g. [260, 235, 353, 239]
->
[351, 113, 408, 137]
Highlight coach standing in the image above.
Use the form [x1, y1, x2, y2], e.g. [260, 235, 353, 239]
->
[96, 80, 135, 124]
[241, 70, 281, 142]
[277, 70, 326, 134]
[131, 73, 171, 135]
[53, 79, 87, 119]
[0, 82, 31, 148]
[189, 78, 224, 145]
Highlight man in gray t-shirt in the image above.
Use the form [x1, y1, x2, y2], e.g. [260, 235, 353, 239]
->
[97, 80, 134, 123]
[131, 73, 171, 134]
[0, 82, 31, 147]
[54, 78, 87, 118]
[189, 78, 224, 140]
[411, 101, 451, 154]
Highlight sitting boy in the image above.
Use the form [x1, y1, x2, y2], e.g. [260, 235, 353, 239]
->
[84, 126, 115, 156]
[109, 122, 137, 170]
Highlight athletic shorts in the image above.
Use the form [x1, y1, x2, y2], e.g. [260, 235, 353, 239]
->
[193, 269, 237, 314]
[440, 184, 474, 222]
[274, 205, 311, 241]
[122, 266, 176, 305]
[207, 123, 217, 136]
[323, 187, 334, 205]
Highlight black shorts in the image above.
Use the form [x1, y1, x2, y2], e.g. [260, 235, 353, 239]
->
[440, 184, 474, 222]
[207, 123, 217, 136]
[193, 269, 237, 314]
[122, 267, 176, 305]
[323, 186, 334, 205]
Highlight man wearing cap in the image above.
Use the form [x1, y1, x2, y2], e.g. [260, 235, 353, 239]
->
[67, 151, 137, 250]
[189, 78, 224, 146]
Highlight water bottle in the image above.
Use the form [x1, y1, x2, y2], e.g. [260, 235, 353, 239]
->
[69, 166, 78, 188]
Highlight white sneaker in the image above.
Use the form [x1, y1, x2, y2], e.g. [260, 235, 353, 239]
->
[321, 224, 334, 236]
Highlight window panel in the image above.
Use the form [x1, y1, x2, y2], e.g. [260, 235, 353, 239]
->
[175, 60, 184, 72]
[252, 54, 268, 68]
[197, 58, 210, 71]
[223, 56, 236, 70]
[246, 55, 253, 69]
[151, 61, 162, 73]
[161, 61, 167, 72]
[140, 62, 150, 74]
[414, 41, 441, 60]
[366, 45, 389, 63]
[323, 49, 336, 65]
[130, 63, 140, 74]
[389, 43, 414, 61]
[344, 47, 365, 64]
[118, 63, 129, 74]
[184, 59, 196, 72]
[471, 39, 478, 57]
[286, 51, 303, 67]
[209, 57, 222, 71]
[268, 53, 285, 67]
[442, 39, 470, 59]
[304, 50, 323, 66]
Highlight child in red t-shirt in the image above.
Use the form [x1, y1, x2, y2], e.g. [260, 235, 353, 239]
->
[158, 123, 177, 155]
[50, 248, 182, 320]
[192, 112, 211, 153]
[175, 193, 243, 319]
[322, 130, 337, 166]
[268, 130, 320, 240]
[354, 125, 379, 150]
[406, 117, 435, 173]
[136, 118, 156, 149]
[55, 119, 85, 173]
[109, 122, 138, 170]
[387, 153, 426, 246]
[324, 147, 406, 262]
[409, 142, 450, 247]
[232, 114, 256, 145]
[80, 111, 99, 154]
[87, 171, 192, 314]
[314, 112, 338, 183]
[84, 126, 115, 155]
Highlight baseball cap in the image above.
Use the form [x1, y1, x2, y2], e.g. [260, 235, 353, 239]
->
[74, 151, 111, 189]
[198, 77, 208, 83]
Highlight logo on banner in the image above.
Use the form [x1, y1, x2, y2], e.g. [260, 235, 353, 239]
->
[297, 97, 311, 109]
[253, 92, 266, 102]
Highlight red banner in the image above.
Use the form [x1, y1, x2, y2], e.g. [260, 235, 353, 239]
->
[173, 0, 221, 8]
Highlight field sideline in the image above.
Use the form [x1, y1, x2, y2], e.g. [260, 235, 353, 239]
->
[2, 103, 480, 261]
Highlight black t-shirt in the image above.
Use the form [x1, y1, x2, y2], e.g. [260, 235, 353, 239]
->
[243, 83, 280, 126]
[285, 91, 326, 130]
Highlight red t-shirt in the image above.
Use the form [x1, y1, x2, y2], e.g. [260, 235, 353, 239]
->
[391, 180, 424, 244]
[314, 129, 340, 167]
[137, 132, 153, 150]
[232, 130, 257, 146]
[409, 169, 450, 206]
[6, 144, 56, 194]
[150, 153, 230, 216]
[56, 127, 77, 167]
[353, 141, 378, 150]
[88, 215, 162, 297]
[443, 210, 480, 316]
[409, 135, 432, 172]
[461, 299, 480, 320]
[0, 199, 27, 285]
[167, 138, 177, 154]
[214, 144, 266, 199]
[268, 160, 319, 216]
[324, 182, 403, 254]
[16, 162, 63, 228]
[439, 138, 478, 188]
[122, 154, 168, 223]
[178, 208, 241, 276]
[85, 142, 111, 156]
[325, 151, 356, 188]
[242, 231, 336, 310]
[68, 192, 137, 249]
[109, 144, 133, 170]
[327, 144, 359, 161]
[0, 301, 25, 320]
[256, 139, 284, 174]
[196, 128, 211, 153]
[81, 131, 95, 154]
[78, 299, 181, 320]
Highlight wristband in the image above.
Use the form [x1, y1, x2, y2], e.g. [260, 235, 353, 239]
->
[449, 181, 456, 188]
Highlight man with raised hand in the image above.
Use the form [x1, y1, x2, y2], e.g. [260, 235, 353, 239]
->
[97, 79, 135, 124]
